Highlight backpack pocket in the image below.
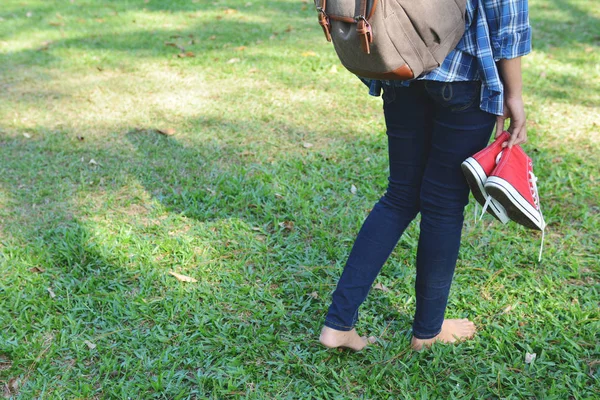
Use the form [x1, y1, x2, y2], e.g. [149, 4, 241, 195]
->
[383, 8, 438, 77]
[396, 0, 464, 49]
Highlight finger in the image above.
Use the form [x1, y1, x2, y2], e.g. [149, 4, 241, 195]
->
[512, 121, 527, 147]
[506, 126, 519, 148]
[501, 124, 511, 148]
[507, 126, 526, 148]
[515, 132, 528, 147]
[520, 130, 528, 145]
[495, 116, 506, 138]
[517, 123, 528, 145]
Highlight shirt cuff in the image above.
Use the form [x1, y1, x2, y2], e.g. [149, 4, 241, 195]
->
[493, 27, 532, 60]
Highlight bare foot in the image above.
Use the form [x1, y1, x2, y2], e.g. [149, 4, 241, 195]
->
[319, 326, 376, 351]
[410, 319, 476, 351]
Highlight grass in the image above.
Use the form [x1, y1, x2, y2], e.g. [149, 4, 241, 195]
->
[0, 0, 598, 398]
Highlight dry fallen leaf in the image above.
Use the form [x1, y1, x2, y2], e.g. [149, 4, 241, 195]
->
[47, 287, 56, 298]
[0, 356, 11, 372]
[224, 8, 238, 14]
[157, 128, 175, 136]
[373, 282, 389, 292]
[350, 184, 357, 195]
[502, 304, 514, 314]
[274, 193, 284, 199]
[279, 221, 294, 231]
[525, 352, 536, 364]
[37, 41, 52, 51]
[168, 271, 198, 283]
[301, 51, 317, 57]
[235, 46, 246, 51]
[30, 266, 45, 273]
[303, 142, 313, 148]
[209, 35, 216, 40]
[84, 340, 97, 350]
[165, 41, 186, 52]
[227, 58, 240, 64]
[7, 377, 20, 396]
[309, 291, 318, 299]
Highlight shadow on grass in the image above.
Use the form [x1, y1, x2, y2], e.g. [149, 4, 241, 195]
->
[526, 66, 600, 108]
[0, 113, 381, 309]
[0, 123, 383, 394]
[530, 0, 600, 47]
[2, 0, 598, 104]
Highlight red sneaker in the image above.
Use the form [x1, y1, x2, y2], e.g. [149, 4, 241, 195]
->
[461, 131, 511, 223]
[484, 145, 545, 231]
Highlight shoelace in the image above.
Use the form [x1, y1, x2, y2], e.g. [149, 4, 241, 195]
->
[474, 151, 545, 262]
[529, 169, 545, 261]
[478, 151, 504, 222]
[479, 195, 494, 221]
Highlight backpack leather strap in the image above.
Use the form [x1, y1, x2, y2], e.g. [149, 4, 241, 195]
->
[316, 0, 332, 42]
[356, 0, 373, 54]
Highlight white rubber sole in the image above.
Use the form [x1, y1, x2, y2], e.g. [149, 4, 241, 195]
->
[484, 176, 545, 230]
[461, 158, 509, 224]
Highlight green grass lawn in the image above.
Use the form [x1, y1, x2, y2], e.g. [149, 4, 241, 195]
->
[0, 0, 598, 398]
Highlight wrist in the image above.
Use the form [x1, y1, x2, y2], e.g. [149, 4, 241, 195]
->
[504, 91, 523, 101]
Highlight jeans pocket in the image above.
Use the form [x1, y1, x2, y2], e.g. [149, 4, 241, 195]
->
[382, 84, 397, 104]
[424, 81, 480, 112]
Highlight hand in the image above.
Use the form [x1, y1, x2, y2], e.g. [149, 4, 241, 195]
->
[496, 95, 527, 148]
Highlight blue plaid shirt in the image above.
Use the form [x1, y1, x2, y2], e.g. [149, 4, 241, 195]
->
[363, 0, 532, 116]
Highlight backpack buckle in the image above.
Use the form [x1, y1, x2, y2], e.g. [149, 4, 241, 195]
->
[317, 8, 332, 42]
[355, 16, 373, 54]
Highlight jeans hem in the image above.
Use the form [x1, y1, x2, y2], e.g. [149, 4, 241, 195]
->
[324, 319, 354, 332]
[412, 328, 442, 340]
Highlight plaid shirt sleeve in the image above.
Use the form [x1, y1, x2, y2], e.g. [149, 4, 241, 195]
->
[485, 0, 532, 60]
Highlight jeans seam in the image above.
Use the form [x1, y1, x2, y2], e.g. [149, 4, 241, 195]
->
[412, 327, 442, 340]
[324, 319, 354, 330]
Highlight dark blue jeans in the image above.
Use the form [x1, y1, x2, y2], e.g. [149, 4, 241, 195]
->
[324, 81, 496, 339]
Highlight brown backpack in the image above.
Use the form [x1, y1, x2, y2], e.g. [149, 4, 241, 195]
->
[315, 0, 467, 80]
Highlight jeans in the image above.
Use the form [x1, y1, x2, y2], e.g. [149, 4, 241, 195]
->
[324, 81, 496, 339]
